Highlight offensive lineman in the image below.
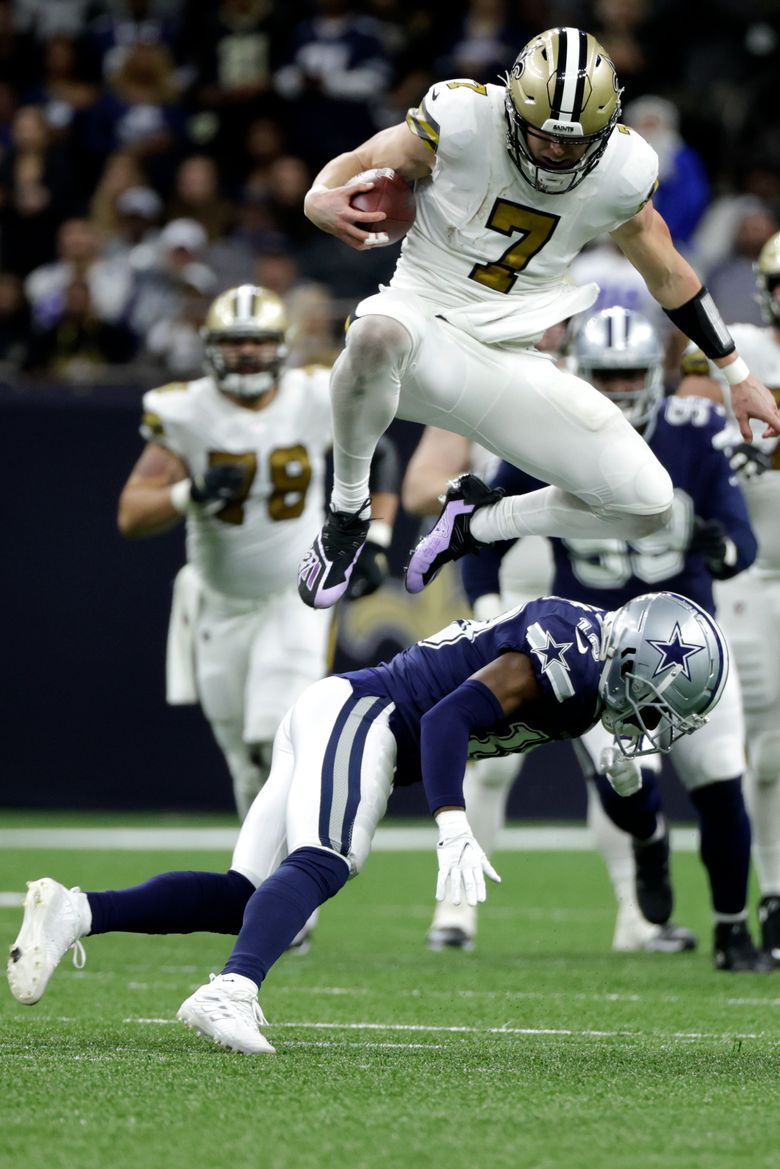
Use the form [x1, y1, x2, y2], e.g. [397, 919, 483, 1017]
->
[296, 25, 780, 610]
[9, 591, 729, 1052]
[118, 285, 398, 824]
[459, 308, 768, 971]
[677, 231, 780, 961]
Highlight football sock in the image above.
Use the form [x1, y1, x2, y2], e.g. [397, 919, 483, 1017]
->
[586, 779, 637, 906]
[742, 767, 780, 896]
[87, 869, 254, 936]
[689, 779, 751, 916]
[469, 485, 668, 544]
[329, 327, 406, 514]
[462, 754, 519, 855]
[222, 847, 349, 987]
[591, 766, 662, 840]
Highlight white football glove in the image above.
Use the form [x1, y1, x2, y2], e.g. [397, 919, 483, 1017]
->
[600, 746, 643, 797]
[435, 809, 501, 906]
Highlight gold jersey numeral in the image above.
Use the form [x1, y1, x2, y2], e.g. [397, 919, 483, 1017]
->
[267, 444, 312, 521]
[446, 80, 487, 95]
[207, 444, 313, 524]
[469, 199, 561, 294]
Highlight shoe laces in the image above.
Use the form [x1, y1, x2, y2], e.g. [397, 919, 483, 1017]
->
[206, 973, 269, 1027]
[70, 940, 86, 970]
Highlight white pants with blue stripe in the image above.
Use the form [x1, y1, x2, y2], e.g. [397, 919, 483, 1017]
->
[231, 677, 398, 887]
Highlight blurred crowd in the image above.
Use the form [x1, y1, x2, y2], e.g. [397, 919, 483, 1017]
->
[0, 0, 778, 387]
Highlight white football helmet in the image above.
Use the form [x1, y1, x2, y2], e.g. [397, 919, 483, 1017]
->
[599, 591, 729, 758]
[755, 230, 780, 326]
[202, 284, 288, 400]
[505, 27, 622, 193]
[572, 307, 664, 430]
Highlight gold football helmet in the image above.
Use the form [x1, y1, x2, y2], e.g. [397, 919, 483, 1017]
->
[201, 284, 288, 399]
[505, 27, 622, 193]
[755, 231, 780, 326]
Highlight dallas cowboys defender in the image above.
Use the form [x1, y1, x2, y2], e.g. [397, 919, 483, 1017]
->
[297, 25, 780, 610]
[9, 591, 728, 1052]
[461, 308, 767, 970]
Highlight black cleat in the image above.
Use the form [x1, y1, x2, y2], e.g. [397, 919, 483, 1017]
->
[426, 926, 475, 952]
[714, 921, 775, 972]
[297, 502, 371, 609]
[632, 826, 673, 925]
[645, 923, 698, 953]
[758, 895, 780, 966]
[404, 473, 504, 594]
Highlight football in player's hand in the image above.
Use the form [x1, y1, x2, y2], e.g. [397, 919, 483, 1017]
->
[348, 168, 416, 246]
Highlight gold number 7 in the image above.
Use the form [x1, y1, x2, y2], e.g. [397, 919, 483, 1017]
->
[470, 199, 561, 294]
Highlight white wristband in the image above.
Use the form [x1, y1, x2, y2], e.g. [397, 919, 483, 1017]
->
[435, 808, 469, 834]
[170, 478, 192, 514]
[722, 356, 750, 385]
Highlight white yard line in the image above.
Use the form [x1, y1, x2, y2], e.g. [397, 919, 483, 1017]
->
[122, 1016, 780, 1043]
[0, 825, 701, 852]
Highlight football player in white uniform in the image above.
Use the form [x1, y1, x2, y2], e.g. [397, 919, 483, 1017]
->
[677, 231, 780, 962]
[118, 285, 398, 830]
[297, 25, 780, 610]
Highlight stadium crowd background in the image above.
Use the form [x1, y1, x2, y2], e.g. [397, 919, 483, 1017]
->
[1, 0, 779, 813]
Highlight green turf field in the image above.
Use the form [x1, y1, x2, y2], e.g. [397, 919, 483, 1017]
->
[2, 819, 779, 1169]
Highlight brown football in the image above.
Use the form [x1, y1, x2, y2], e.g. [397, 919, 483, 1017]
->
[348, 168, 416, 245]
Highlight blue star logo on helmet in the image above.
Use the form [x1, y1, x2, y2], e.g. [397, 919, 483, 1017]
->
[647, 622, 704, 681]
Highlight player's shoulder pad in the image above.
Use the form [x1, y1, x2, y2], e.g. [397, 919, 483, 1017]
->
[603, 124, 659, 218]
[406, 78, 492, 156]
[141, 378, 200, 439]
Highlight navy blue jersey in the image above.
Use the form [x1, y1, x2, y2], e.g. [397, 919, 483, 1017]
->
[347, 597, 605, 786]
[463, 397, 757, 616]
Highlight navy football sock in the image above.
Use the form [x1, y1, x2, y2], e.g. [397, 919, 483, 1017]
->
[222, 846, 349, 987]
[87, 869, 254, 936]
[592, 766, 662, 840]
[689, 779, 751, 916]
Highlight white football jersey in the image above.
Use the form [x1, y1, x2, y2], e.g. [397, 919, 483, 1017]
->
[394, 80, 658, 342]
[142, 369, 332, 599]
[687, 324, 780, 572]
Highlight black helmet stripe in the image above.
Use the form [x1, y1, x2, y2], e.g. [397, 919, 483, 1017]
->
[551, 27, 588, 122]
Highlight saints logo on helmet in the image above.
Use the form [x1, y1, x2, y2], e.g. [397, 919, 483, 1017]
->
[572, 307, 664, 430]
[598, 592, 729, 758]
[505, 27, 622, 193]
[202, 285, 288, 400]
[755, 230, 780, 327]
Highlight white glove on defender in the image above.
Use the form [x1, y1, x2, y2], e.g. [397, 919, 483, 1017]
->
[600, 746, 643, 797]
[435, 809, 501, 906]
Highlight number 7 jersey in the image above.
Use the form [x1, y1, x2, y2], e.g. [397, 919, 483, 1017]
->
[395, 80, 658, 333]
[141, 369, 332, 599]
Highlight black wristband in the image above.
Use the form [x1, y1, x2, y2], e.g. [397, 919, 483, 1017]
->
[663, 287, 735, 360]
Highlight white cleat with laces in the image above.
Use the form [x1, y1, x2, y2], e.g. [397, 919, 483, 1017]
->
[7, 877, 90, 1004]
[177, 973, 275, 1054]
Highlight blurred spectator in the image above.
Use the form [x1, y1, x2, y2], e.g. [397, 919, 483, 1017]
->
[704, 199, 779, 326]
[182, 0, 287, 175]
[166, 154, 235, 241]
[274, 0, 392, 170]
[13, 0, 90, 41]
[23, 276, 137, 380]
[590, 0, 670, 95]
[285, 281, 342, 368]
[260, 154, 313, 246]
[20, 34, 99, 140]
[434, 0, 526, 85]
[568, 236, 666, 330]
[129, 215, 213, 336]
[0, 105, 81, 275]
[144, 259, 216, 377]
[206, 196, 286, 291]
[85, 0, 186, 84]
[624, 95, 711, 250]
[88, 147, 148, 235]
[25, 216, 133, 328]
[0, 271, 31, 369]
[78, 41, 186, 191]
[252, 243, 300, 299]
